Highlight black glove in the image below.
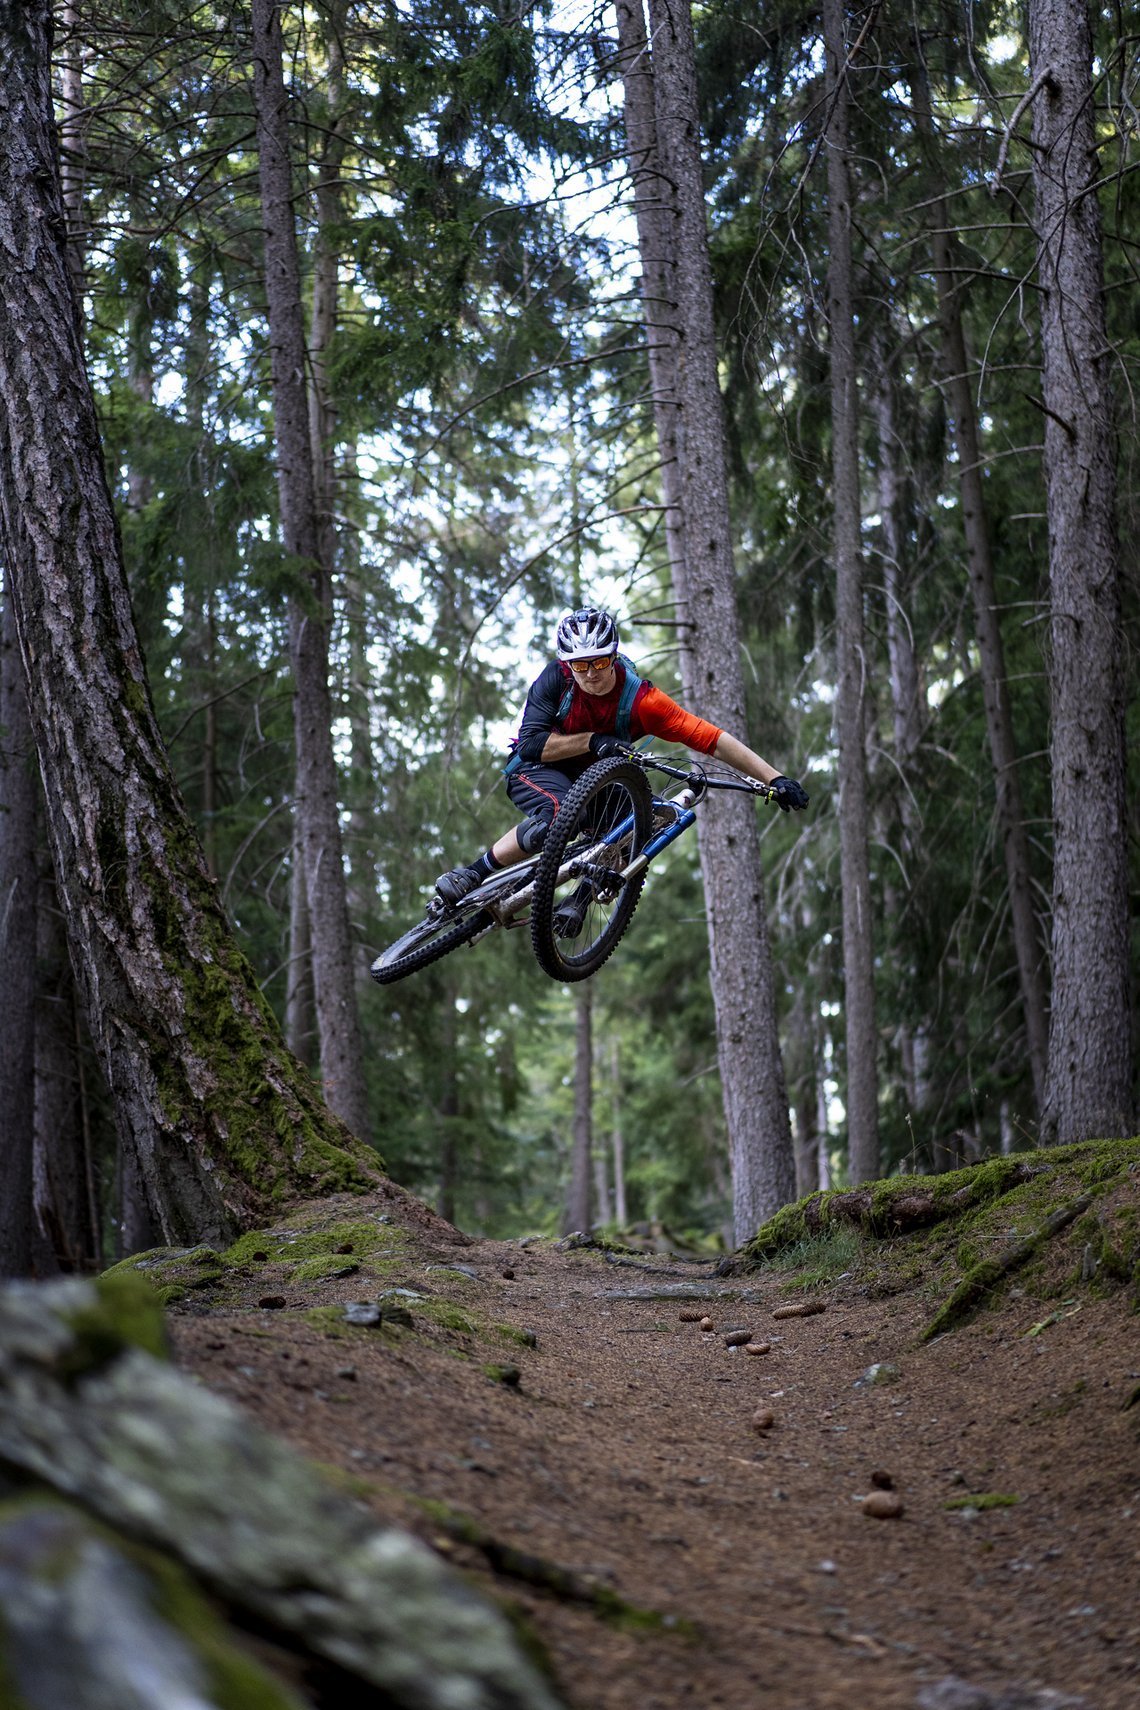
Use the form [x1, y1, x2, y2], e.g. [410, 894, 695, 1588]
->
[589, 734, 633, 760]
[770, 774, 809, 812]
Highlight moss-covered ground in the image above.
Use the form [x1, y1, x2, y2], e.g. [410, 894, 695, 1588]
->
[740, 1137, 1140, 1339]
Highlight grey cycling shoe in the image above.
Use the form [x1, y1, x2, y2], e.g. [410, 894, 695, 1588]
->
[435, 865, 482, 907]
[553, 882, 593, 939]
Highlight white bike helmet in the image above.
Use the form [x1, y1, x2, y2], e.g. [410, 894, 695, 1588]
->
[555, 606, 619, 661]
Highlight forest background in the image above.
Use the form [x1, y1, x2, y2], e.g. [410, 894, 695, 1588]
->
[0, 0, 1136, 1276]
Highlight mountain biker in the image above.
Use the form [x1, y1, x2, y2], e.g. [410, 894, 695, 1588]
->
[435, 606, 809, 936]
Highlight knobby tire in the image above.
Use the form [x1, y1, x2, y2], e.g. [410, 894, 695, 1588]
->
[370, 905, 491, 985]
[531, 756, 653, 981]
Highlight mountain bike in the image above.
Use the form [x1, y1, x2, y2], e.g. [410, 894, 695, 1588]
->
[369, 751, 777, 986]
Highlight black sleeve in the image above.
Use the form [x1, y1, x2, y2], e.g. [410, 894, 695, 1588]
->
[513, 662, 566, 763]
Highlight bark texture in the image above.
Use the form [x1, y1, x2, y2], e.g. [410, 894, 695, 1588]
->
[823, 0, 879, 1185]
[564, 983, 593, 1235]
[250, 0, 371, 1143]
[0, 585, 38, 1275]
[614, 0, 687, 597]
[0, 0, 376, 1245]
[34, 889, 101, 1272]
[1028, 0, 1132, 1140]
[630, 0, 796, 1241]
[912, 57, 1050, 1116]
[934, 235, 1050, 1114]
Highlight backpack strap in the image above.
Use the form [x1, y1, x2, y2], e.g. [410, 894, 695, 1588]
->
[613, 654, 643, 740]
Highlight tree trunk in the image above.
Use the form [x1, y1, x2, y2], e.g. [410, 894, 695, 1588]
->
[614, 0, 688, 600]
[871, 337, 923, 830]
[285, 817, 317, 1065]
[564, 985, 593, 1234]
[57, 3, 86, 307]
[631, 0, 796, 1242]
[437, 989, 459, 1227]
[0, 0, 375, 1245]
[1027, 0, 1132, 1140]
[823, 0, 879, 1186]
[34, 890, 100, 1272]
[307, 0, 346, 594]
[250, 0, 371, 1144]
[912, 56, 1050, 1118]
[609, 1037, 628, 1227]
[0, 582, 38, 1275]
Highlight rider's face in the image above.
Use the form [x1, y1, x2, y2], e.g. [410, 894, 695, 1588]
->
[571, 657, 617, 696]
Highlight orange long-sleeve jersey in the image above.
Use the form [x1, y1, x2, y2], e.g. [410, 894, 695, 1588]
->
[512, 660, 723, 762]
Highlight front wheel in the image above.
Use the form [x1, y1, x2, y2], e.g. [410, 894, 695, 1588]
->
[370, 904, 491, 985]
[530, 757, 653, 981]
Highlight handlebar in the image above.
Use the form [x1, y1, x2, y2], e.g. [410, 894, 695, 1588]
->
[636, 751, 776, 803]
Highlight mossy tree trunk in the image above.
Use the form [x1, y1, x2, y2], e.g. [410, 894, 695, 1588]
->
[0, 0, 377, 1248]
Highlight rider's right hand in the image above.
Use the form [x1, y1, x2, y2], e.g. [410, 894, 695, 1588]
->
[769, 775, 809, 811]
[589, 734, 633, 760]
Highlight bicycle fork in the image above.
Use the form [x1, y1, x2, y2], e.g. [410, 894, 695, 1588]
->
[616, 788, 697, 881]
[567, 788, 698, 891]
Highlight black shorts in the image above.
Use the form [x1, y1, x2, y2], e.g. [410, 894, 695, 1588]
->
[505, 757, 591, 826]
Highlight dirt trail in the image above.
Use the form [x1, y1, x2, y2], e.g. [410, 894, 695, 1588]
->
[170, 1212, 1140, 1710]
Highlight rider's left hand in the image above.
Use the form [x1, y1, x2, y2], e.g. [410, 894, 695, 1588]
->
[770, 774, 809, 811]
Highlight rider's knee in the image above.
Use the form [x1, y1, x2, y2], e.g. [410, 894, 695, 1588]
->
[517, 816, 549, 854]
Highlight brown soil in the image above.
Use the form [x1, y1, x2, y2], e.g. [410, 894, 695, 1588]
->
[169, 1199, 1140, 1710]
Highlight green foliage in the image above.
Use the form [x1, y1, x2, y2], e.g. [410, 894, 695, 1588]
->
[58, 0, 1139, 1255]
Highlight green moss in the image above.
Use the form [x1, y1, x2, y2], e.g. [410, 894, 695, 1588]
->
[741, 1195, 823, 1262]
[743, 1139, 1140, 1271]
[302, 1307, 354, 1339]
[415, 1299, 477, 1335]
[135, 820, 382, 1236]
[943, 1492, 1022, 1511]
[494, 1323, 539, 1348]
[102, 1245, 226, 1301]
[922, 1260, 1007, 1340]
[483, 1363, 521, 1387]
[59, 1271, 169, 1377]
[224, 1217, 406, 1270]
[290, 1255, 360, 1284]
[107, 1215, 411, 1309]
[147, 1552, 305, 1709]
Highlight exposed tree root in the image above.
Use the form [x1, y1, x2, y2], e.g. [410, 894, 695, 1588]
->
[921, 1194, 1093, 1341]
[423, 1501, 694, 1635]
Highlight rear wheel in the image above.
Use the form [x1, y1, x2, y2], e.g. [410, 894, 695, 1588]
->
[530, 757, 652, 981]
[370, 905, 491, 985]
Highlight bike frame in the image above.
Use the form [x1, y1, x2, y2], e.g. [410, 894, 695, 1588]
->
[451, 754, 770, 940]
